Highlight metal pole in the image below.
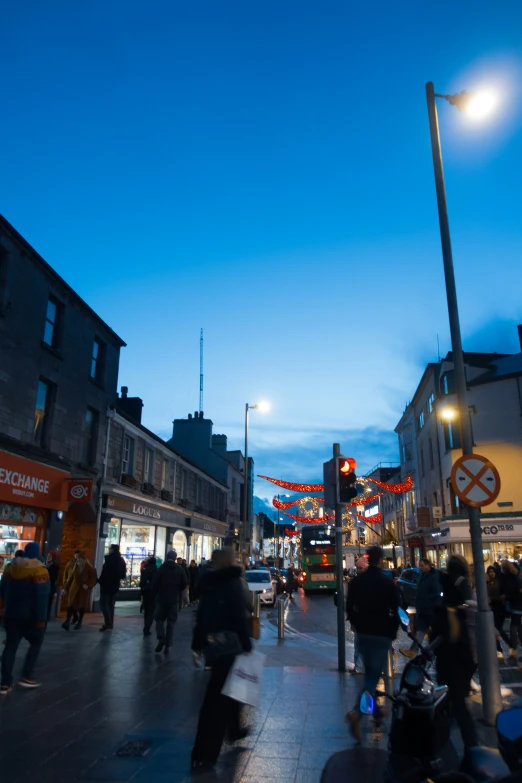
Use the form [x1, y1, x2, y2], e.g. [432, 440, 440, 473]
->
[426, 81, 502, 723]
[253, 591, 261, 620]
[277, 597, 285, 639]
[333, 443, 346, 673]
[242, 403, 249, 565]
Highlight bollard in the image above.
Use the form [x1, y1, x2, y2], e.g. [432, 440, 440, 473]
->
[385, 648, 394, 679]
[253, 592, 261, 620]
[277, 598, 285, 640]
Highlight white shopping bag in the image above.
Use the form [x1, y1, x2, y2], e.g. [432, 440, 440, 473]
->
[221, 650, 266, 707]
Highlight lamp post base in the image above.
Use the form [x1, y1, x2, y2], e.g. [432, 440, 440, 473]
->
[475, 609, 503, 725]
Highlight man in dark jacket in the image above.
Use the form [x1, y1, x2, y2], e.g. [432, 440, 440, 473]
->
[404, 558, 442, 652]
[152, 549, 188, 653]
[139, 555, 157, 637]
[98, 544, 126, 632]
[0, 542, 50, 693]
[191, 549, 252, 768]
[346, 546, 400, 741]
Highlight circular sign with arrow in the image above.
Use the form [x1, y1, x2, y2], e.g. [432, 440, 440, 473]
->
[450, 453, 501, 508]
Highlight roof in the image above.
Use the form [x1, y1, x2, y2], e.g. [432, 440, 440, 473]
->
[0, 214, 126, 348]
[468, 353, 522, 386]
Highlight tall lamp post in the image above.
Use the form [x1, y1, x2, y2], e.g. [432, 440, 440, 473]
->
[426, 81, 502, 723]
[242, 401, 269, 563]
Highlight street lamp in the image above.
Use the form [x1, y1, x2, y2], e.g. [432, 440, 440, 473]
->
[426, 82, 502, 722]
[242, 402, 270, 563]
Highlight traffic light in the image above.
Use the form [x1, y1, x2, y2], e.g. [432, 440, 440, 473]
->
[337, 458, 357, 503]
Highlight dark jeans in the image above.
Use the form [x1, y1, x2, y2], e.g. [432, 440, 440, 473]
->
[192, 655, 242, 764]
[100, 592, 117, 628]
[1, 619, 45, 686]
[449, 689, 478, 750]
[410, 612, 433, 650]
[155, 601, 178, 646]
[47, 589, 56, 621]
[354, 633, 392, 708]
[142, 595, 154, 633]
[510, 612, 522, 650]
[491, 601, 510, 648]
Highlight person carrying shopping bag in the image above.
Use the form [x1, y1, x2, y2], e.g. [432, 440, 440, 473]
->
[191, 548, 252, 770]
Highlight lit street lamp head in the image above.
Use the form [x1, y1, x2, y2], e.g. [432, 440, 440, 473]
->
[254, 401, 270, 413]
[437, 89, 497, 119]
[440, 406, 458, 421]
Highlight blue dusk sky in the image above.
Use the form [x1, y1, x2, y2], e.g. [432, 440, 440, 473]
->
[2, 1, 522, 515]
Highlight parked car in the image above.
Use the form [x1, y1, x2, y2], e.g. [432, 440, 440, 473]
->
[396, 567, 421, 608]
[244, 569, 276, 606]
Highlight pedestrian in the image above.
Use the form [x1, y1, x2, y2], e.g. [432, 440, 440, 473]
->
[500, 560, 522, 662]
[0, 542, 49, 694]
[62, 551, 97, 631]
[191, 549, 252, 769]
[188, 559, 199, 604]
[63, 551, 80, 624]
[486, 565, 510, 656]
[347, 557, 369, 674]
[152, 550, 187, 653]
[286, 564, 297, 600]
[176, 557, 190, 610]
[45, 550, 60, 621]
[430, 568, 478, 756]
[402, 558, 442, 655]
[98, 544, 127, 632]
[346, 546, 400, 742]
[139, 554, 157, 637]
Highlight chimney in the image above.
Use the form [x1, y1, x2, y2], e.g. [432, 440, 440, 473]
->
[518, 324, 522, 353]
[117, 387, 143, 424]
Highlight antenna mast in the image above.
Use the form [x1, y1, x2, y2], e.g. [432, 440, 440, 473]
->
[199, 328, 204, 413]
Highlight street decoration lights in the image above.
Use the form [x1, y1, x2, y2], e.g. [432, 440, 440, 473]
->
[242, 402, 270, 561]
[426, 80, 502, 722]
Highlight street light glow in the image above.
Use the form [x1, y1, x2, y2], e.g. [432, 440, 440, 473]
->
[465, 91, 497, 119]
[440, 407, 457, 421]
[256, 401, 270, 413]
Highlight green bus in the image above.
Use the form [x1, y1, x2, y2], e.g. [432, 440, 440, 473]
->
[300, 524, 336, 592]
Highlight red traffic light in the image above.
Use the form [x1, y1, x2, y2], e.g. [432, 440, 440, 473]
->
[339, 458, 357, 474]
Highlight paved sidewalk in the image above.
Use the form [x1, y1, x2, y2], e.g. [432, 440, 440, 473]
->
[0, 602, 515, 783]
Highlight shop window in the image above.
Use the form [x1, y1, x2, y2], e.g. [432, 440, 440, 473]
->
[104, 518, 121, 556]
[172, 530, 187, 561]
[443, 420, 461, 451]
[34, 378, 54, 447]
[122, 435, 135, 475]
[120, 523, 155, 588]
[155, 526, 166, 563]
[144, 447, 154, 484]
[82, 407, 99, 465]
[90, 337, 106, 384]
[43, 295, 62, 349]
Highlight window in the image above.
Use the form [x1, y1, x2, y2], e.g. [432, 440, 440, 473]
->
[34, 379, 53, 447]
[181, 469, 188, 499]
[429, 437, 434, 470]
[82, 408, 99, 465]
[418, 411, 425, 430]
[90, 337, 106, 383]
[144, 448, 154, 484]
[441, 372, 455, 396]
[122, 435, 135, 475]
[43, 296, 62, 348]
[444, 420, 461, 451]
[196, 476, 202, 505]
[420, 447, 425, 478]
[161, 459, 168, 489]
[427, 393, 435, 414]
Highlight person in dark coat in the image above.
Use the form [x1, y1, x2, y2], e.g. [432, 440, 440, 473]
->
[45, 551, 60, 621]
[152, 550, 188, 653]
[286, 565, 297, 600]
[486, 565, 509, 654]
[430, 569, 478, 753]
[402, 558, 441, 652]
[188, 560, 199, 604]
[191, 549, 252, 769]
[139, 555, 157, 637]
[501, 560, 522, 661]
[346, 546, 400, 741]
[98, 544, 127, 632]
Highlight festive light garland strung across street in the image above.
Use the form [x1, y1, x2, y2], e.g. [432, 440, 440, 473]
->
[260, 474, 413, 495]
[354, 511, 382, 524]
[259, 476, 325, 492]
[285, 528, 300, 537]
[272, 497, 302, 510]
[282, 512, 336, 523]
[367, 476, 414, 493]
[351, 492, 385, 507]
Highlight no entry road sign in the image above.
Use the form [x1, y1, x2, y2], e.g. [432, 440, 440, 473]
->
[450, 454, 501, 508]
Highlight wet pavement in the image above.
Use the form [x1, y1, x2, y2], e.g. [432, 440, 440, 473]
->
[0, 593, 519, 783]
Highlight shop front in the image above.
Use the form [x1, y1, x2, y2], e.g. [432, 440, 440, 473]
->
[433, 516, 522, 568]
[102, 494, 226, 596]
[0, 449, 70, 576]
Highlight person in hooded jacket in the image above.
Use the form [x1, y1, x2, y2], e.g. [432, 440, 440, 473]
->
[152, 549, 188, 653]
[139, 555, 157, 637]
[45, 551, 60, 621]
[191, 548, 252, 770]
[98, 544, 127, 632]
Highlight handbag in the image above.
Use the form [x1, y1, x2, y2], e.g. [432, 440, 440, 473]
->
[221, 650, 266, 707]
[204, 630, 243, 662]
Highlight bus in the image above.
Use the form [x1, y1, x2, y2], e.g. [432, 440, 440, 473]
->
[300, 524, 336, 592]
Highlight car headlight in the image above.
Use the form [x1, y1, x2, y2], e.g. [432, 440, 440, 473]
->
[262, 589, 266, 593]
